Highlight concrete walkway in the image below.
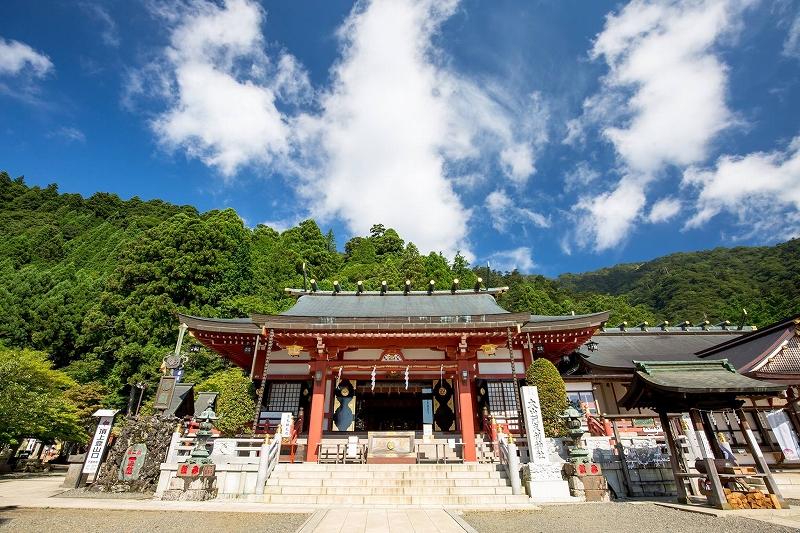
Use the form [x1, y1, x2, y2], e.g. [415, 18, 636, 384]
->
[0, 474, 478, 532]
[5, 473, 800, 531]
[297, 508, 477, 533]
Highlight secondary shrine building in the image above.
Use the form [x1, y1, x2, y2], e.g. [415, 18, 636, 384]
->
[180, 286, 609, 462]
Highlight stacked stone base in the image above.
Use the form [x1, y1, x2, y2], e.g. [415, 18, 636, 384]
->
[522, 463, 577, 502]
[161, 475, 218, 501]
[563, 463, 611, 502]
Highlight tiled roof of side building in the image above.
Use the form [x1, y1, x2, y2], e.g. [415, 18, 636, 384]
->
[619, 359, 786, 411]
[695, 314, 800, 372]
[579, 331, 748, 372]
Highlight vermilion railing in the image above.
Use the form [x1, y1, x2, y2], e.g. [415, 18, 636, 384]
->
[587, 414, 607, 437]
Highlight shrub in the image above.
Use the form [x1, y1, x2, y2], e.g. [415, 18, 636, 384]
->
[196, 369, 256, 437]
[525, 358, 569, 437]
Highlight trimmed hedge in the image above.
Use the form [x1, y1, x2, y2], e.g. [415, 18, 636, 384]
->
[525, 358, 569, 437]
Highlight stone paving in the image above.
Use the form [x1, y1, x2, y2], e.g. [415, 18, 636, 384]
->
[3, 472, 800, 532]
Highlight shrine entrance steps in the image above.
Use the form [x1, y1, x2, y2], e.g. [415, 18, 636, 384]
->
[239, 463, 533, 506]
[309, 432, 498, 464]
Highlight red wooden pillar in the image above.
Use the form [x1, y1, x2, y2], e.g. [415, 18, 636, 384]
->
[305, 361, 327, 463]
[522, 336, 533, 370]
[458, 359, 477, 462]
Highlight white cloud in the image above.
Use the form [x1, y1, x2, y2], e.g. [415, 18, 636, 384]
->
[590, 0, 743, 173]
[258, 219, 294, 234]
[294, 0, 546, 258]
[570, 0, 750, 250]
[81, 2, 120, 47]
[135, 0, 548, 259]
[564, 162, 601, 191]
[500, 144, 535, 184]
[562, 118, 585, 146]
[488, 247, 536, 273]
[139, 0, 310, 178]
[486, 189, 549, 232]
[647, 196, 681, 223]
[47, 126, 86, 144]
[573, 179, 647, 251]
[0, 38, 53, 78]
[682, 137, 800, 240]
[783, 11, 800, 58]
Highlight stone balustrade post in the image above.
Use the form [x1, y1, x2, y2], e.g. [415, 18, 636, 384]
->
[507, 436, 521, 495]
[254, 434, 272, 495]
[165, 423, 182, 463]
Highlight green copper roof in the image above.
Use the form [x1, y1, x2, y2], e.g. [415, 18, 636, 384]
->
[280, 292, 509, 318]
[619, 359, 785, 412]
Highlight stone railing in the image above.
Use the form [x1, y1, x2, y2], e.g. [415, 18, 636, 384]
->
[156, 427, 284, 499]
[496, 430, 522, 495]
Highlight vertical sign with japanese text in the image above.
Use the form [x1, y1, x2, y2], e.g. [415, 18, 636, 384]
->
[82, 415, 115, 474]
[281, 412, 292, 438]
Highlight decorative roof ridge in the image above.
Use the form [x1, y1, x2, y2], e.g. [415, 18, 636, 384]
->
[597, 326, 755, 335]
[696, 312, 800, 358]
[178, 314, 253, 324]
[529, 311, 609, 321]
[284, 287, 510, 297]
[633, 358, 737, 376]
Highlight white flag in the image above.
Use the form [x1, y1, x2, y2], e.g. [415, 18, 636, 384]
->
[765, 409, 800, 461]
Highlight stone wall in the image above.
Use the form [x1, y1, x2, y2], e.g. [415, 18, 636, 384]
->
[544, 436, 678, 498]
[91, 414, 179, 493]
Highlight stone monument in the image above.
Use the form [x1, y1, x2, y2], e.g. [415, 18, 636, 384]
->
[519, 386, 574, 502]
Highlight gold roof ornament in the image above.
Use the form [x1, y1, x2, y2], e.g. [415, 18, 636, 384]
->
[285, 344, 303, 357]
[480, 344, 497, 355]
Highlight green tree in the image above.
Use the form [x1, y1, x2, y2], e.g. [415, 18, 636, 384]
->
[344, 237, 377, 265]
[64, 382, 108, 434]
[196, 369, 256, 437]
[525, 358, 569, 437]
[424, 252, 452, 290]
[0, 347, 87, 445]
[373, 228, 404, 258]
[450, 252, 477, 289]
[506, 284, 562, 315]
[399, 243, 427, 290]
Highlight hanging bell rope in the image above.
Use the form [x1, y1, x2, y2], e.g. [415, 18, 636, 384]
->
[507, 326, 526, 437]
[252, 328, 275, 432]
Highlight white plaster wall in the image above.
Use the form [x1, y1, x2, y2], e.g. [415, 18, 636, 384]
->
[342, 349, 445, 361]
[477, 362, 522, 375]
[265, 363, 312, 376]
[565, 382, 593, 392]
[267, 350, 312, 362]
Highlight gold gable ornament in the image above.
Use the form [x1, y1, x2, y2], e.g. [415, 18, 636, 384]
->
[285, 344, 302, 357]
[480, 344, 497, 356]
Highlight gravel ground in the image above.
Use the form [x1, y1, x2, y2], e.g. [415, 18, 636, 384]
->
[0, 508, 311, 533]
[0, 504, 796, 533]
[462, 503, 800, 533]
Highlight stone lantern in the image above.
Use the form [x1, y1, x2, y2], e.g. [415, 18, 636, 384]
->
[560, 406, 589, 464]
[189, 405, 219, 464]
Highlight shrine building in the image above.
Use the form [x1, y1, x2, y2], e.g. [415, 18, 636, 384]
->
[179, 283, 609, 462]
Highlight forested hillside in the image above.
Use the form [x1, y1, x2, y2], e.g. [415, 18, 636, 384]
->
[1, 172, 797, 411]
[556, 241, 800, 327]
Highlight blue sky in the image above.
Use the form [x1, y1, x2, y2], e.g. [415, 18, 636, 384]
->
[2, 0, 800, 277]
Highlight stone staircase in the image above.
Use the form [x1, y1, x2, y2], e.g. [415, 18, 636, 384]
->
[238, 463, 533, 505]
